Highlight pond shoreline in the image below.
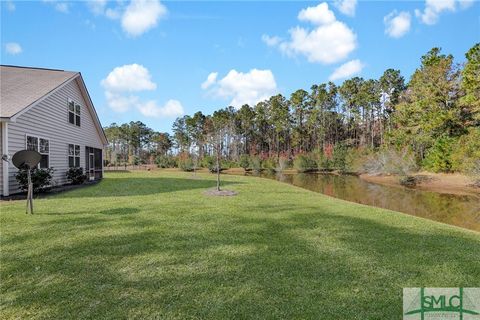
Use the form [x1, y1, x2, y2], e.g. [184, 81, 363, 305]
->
[359, 172, 479, 197]
[224, 169, 479, 231]
[223, 168, 479, 198]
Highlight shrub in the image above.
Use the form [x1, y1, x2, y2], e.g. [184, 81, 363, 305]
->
[239, 154, 250, 171]
[201, 155, 216, 172]
[293, 154, 317, 173]
[363, 148, 417, 176]
[178, 158, 194, 172]
[221, 159, 238, 169]
[155, 155, 177, 168]
[422, 135, 456, 173]
[250, 156, 262, 172]
[15, 167, 54, 193]
[277, 155, 291, 172]
[263, 157, 276, 172]
[318, 154, 332, 171]
[332, 144, 350, 173]
[66, 167, 87, 185]
[451, 128, 480, 174]
[399, 175, 417, 187]
[470, 160, 480, 187]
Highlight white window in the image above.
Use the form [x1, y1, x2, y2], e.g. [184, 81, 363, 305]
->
[68, 144, 80, 167]
[68, 99, 81, 126]
[26, 135, 49, 168]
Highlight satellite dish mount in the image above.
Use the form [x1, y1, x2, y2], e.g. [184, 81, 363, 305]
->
[12, 150, 42, 214]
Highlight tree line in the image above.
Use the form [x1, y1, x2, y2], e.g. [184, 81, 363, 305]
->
[104, 44, 479, 175]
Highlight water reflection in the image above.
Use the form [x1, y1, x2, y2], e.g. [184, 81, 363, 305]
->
[233, 171, 480, 232]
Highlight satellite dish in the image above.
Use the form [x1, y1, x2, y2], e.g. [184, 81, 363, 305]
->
[12, 150, 41, 170]
[12, 150, 41, 214]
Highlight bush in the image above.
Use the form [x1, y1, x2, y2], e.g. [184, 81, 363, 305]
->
[422, 135, 456, 173]
[15, 167, 54, 193]
[155, 155, 177, 168]
[221, 159, 237, 169]
[318, 154, 332, 171]
[363, 148, 417, 176]
[239, 154, 250, 171]
[277, 155, 291, 172]
[332, 144, 350, 173]
[250, 156, 262, 172]
[470, 160, 480, 187]
[399, 175, 417, 187]
[66, 167, 87, 185]
[451, 128, 480, 174]
[201, 155, 216, 172]
[263, 157, 276, 172]
[293, 154, 317, 173]
[178, 157, 194, 172]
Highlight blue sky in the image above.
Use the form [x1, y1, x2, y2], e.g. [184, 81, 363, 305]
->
[1, 0, 479, 133]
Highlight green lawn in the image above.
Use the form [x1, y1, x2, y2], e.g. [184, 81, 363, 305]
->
[1, 170, 479, 319]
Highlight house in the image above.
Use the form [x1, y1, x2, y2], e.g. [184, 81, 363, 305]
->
[0, 65, 108, 196]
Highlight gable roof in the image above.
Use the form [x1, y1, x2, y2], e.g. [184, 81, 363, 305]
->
[0, 65, 107, 145]
[0, 65, 78, 118]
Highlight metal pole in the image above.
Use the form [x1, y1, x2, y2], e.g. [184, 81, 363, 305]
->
[27, 168, 33, 214]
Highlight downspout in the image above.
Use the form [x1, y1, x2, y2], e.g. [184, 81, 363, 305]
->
[2, 122, 9, 196]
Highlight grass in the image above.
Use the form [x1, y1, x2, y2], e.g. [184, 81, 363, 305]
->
[1, 170, 479, 319]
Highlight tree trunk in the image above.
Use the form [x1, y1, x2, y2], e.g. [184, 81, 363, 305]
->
[216, 145, 221, 191]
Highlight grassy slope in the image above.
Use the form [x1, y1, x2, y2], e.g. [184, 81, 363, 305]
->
[1, 171, 479, 319]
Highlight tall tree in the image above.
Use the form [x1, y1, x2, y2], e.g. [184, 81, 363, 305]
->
[390, 48, 462, 159]
[290, 89, 309, 152]
[460, 43, 480, 124]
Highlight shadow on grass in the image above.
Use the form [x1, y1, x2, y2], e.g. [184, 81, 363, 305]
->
[2, 201, 479, 319]
[98, 207, 140, 215]
[57, 177, 241, 198]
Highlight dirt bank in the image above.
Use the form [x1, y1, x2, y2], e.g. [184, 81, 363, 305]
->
[360, 172, 480, 197]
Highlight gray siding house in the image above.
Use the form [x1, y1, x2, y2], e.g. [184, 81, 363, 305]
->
[0, 65, 108, 196]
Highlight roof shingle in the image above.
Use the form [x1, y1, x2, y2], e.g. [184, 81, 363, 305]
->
[0, 65, 78, 118]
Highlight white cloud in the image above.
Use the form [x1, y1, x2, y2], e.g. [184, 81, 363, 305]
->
[384, 11, 411, 38]
[201, 72, 218, 90]
[5, 42, 22, 55]
[102, 64, 182, 117]
[204, 69, 277, 108]
[43, 0, 69, 13]
[261, 34, 282, 47]
[87, 0, 107, 15]
[137, 99, 184, 118]
[105, 7, 122, 20]
[459, 0, 474, 9]
[101, 64, 157, 92]
[334, 0, 357, 17]
[6, 1, 15, 11]
[105, 92, 139, 113]
[415, 0, 472, 25]
[264, 2, 357, 64]
[298, 2, 336, 25]
[85, 19, 96, 30]
[55, 2, 69, 13]
[329, 59, 364, 81]
[121, 0, 167, 37]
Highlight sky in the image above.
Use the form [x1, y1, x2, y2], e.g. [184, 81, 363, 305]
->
[1, 0, 479, 133]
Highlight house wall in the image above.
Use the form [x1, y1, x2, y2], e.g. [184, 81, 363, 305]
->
[6, 78, 104, 194]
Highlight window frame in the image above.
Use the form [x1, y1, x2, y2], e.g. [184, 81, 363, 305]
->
[68, 143, 81, 168]
[67, 99, 81, 127]
[25, 134, 50, 169]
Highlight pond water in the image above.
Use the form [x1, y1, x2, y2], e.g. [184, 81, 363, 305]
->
[230, 171, 480, 232]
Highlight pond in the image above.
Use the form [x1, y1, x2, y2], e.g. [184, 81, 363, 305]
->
[229, 171, 480, 232]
